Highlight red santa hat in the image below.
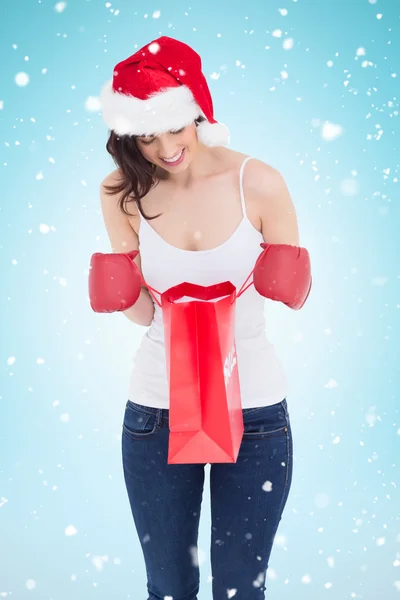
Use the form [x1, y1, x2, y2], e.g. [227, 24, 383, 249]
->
[100, 36, 230, 147]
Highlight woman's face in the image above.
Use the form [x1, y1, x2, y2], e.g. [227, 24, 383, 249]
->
[135, 122, 199, 171]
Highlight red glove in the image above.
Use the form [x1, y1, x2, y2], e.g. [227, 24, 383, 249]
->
[88, 250, 142, 313]
[253, 243, 312, 310]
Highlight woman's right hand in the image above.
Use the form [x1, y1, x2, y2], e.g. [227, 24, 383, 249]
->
[88, 250, 142, 313]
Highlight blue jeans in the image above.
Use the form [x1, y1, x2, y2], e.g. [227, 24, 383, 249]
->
[121, 398, 293, 600]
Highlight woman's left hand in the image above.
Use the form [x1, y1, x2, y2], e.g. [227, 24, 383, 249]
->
[253, 243, 312, 310]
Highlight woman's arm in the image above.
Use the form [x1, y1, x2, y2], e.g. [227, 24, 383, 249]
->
[99, 175, 155, 326]
[245, 159, 300, 245]
[245, 159, 311, 310]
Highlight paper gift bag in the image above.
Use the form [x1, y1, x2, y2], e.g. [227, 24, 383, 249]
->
[159, 281, 244, 464]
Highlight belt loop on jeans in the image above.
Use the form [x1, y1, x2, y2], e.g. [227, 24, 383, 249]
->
[282, 397, 290, 426]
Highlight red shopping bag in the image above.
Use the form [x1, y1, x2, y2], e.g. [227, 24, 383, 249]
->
[160, 281, 243, 464]
[131, 255, 260, 465]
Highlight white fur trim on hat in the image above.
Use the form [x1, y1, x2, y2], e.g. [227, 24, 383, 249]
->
[101, 80, 200, 137]
[100, 80, 230, 146]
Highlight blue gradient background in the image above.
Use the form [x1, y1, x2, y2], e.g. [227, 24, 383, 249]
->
[1, 0, 399, 598]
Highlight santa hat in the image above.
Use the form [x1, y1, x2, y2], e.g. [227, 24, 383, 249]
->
[100, 36, 230, 147]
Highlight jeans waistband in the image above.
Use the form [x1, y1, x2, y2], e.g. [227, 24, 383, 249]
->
[126, 398, 288, 422]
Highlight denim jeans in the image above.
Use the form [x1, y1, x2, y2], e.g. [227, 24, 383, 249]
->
[121, 398, 293, 600]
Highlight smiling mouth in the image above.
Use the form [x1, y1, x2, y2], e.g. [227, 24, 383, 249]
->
[160, 149, 185, 165]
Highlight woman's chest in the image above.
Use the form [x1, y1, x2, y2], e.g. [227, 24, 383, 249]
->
[138, 227, 264, 297]
[128, 170, 261, 252]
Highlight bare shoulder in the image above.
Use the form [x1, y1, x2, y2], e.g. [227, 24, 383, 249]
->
[100, 168, 139, 219]
[242, 157, 286, 195]
[215, 147, 250, 172]
[100, 168, 122, 202]
[101, 168, 121, 187]
[216, 148, 282, 186]
[101, 168, 124, 197]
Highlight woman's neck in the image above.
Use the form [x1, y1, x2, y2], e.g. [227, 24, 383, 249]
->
[155, 144, 222, 189]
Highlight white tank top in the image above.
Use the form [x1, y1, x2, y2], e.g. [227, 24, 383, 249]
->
[128, 156, 288, 409]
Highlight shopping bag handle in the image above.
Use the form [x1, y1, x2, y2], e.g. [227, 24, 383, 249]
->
[163, 280, 236, 303]
[128, 243, 269, 305]
[236, 243, 268, 298]
[127, 251, 163, 307]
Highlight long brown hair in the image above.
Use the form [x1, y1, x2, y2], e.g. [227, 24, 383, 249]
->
[103, 116, 206, 220]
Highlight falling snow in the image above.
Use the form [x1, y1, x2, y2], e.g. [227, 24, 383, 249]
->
[324, 378, 338, 389]
[321, 121, 345, 141]
[15, 72, 29, 86]
[25, 580, 36, 590]
[54, 2, 67, 13]
[262, 480, 273, 492]
[1, 2, 399, 599]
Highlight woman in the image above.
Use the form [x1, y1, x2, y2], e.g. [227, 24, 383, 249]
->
[89, 36, 311, 600]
